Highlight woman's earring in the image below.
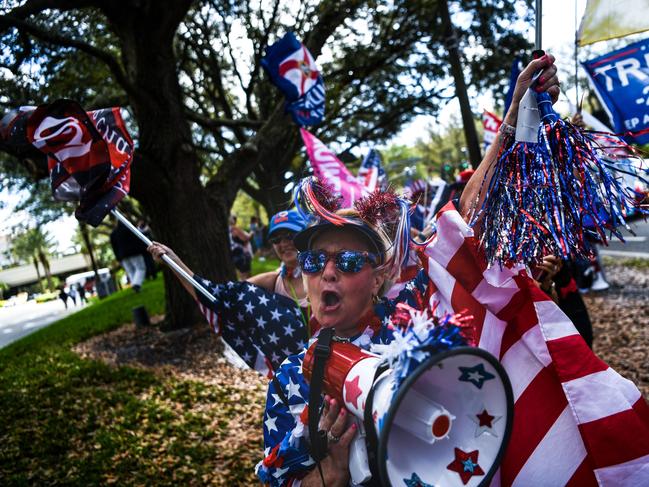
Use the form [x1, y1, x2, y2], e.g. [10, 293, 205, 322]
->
[372, 294, 380, 304]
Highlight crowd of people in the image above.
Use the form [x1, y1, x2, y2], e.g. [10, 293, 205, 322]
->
[142, 54, 649, 486]
[57, 282, 87, 309]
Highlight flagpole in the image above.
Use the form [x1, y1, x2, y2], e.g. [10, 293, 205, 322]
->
[535, 0, 542, 49]
[110, 208, 216, 304]
[574, 0, 579, 110]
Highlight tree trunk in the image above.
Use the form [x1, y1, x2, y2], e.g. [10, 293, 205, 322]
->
[134, 160, 234, 330]
[32, 256, 43, 292]
[440, 0, 482, 169]
[38, 251, 53, 291]
[106, 3, 235, 330]
[245, 171, 296, 218]
[231, 110, 303, 218]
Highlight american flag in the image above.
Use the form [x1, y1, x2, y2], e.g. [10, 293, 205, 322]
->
[193, 276, 311, 377]
[424, 203, 649, 486]
[357, 149, 387, 192]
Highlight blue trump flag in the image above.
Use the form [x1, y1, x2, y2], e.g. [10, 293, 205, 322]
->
[261, 32, 325, 126]
[583, 37, 649, 144]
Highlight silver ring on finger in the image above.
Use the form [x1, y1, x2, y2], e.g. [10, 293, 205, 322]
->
[327, 431, 340, 444]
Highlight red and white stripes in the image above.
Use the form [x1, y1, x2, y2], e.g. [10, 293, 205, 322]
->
[424, 203, 649, 486]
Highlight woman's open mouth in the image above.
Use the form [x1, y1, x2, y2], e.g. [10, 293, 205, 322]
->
[321, 290, 341, 312]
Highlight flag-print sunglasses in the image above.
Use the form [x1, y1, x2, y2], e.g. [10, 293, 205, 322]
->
[298, 250, 380, 274]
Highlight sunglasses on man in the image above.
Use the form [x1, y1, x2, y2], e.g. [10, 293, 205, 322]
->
[297, 250, 380, 274]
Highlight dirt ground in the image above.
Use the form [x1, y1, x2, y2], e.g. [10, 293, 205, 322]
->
[584, 263, 649, 399]
[74, 262, 649, 408]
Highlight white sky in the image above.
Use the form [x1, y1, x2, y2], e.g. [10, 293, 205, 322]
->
[0, 0, 633, 252]
[393, 0, 590, 146]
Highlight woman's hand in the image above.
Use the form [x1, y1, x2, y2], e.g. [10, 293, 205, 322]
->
[146, 242, 197, 300]
[147, 241, 178, 264]
[460, 53, 561, 221]
[302, 395, 357, 487]
[537, 255, 562, 282]
[504, 53, 560, 126]
[534, 255, 562, 301]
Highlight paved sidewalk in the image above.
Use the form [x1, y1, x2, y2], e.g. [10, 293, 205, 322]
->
[0, 299, 84, 348]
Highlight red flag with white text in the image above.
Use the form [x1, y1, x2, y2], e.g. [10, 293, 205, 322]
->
[20, 99, 134, 226]
[482, 110, 502, 153]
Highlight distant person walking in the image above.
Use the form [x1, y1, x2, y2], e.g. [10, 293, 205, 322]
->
[110, 219, 147, 292]
[68, 284, 78, 306]
[249, 216, 264, 254]
[76, 283, 87, 305]
[229, 215, 253, 279]
[58, 285, 69, 309]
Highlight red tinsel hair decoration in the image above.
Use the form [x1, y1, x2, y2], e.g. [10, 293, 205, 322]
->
[309, 179, 342, 213]
[354, 187, 400, 225]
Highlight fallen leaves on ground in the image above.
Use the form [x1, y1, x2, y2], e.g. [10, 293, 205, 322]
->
[73, 318, 266, 485]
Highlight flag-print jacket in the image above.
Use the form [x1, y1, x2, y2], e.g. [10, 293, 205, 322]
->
[256, 270, 431, 486]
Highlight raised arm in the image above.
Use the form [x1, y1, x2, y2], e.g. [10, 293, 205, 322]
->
[459, 54, 560, 223]
[147, 241, 198, 301]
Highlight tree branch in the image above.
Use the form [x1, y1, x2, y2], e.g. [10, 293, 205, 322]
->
[241, 178, 265, 203]
[244, 0, 280, 106]
[186, 110, 264, 131]
[0, 13, 138, 99]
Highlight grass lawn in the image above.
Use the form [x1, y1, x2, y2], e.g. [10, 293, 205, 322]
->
[251, 256, 280, 274]
[0, 266, 269, 485]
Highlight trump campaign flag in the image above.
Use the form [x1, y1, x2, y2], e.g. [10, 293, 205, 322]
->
[1, 100, 133, 226]
[583, 37, 649, 144]
[300, 128, 366, 206]
[261, 32, 326, 126]
[357, 148, 387, 192]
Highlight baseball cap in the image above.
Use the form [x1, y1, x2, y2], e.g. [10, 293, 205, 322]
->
[268, 209, 308, 237]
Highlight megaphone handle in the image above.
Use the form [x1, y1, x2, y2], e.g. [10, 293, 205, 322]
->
[349, 421, 372, 485]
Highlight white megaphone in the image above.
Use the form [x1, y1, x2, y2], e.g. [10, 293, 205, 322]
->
[304, 340, 513, 486]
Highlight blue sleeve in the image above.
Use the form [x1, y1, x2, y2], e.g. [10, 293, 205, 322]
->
[256, 352, 316, 486]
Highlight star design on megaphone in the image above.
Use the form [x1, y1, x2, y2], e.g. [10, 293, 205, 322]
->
[345, 375, 363, 409]
[468, 404, 502, 437]
[447, 447, 485, 484]
[403, 472, 434, 487]
[458, 363, 495, 389]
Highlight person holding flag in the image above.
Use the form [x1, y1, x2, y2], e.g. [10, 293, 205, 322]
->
[147, 209, 312, 377]
[257, 54, 649, 487]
